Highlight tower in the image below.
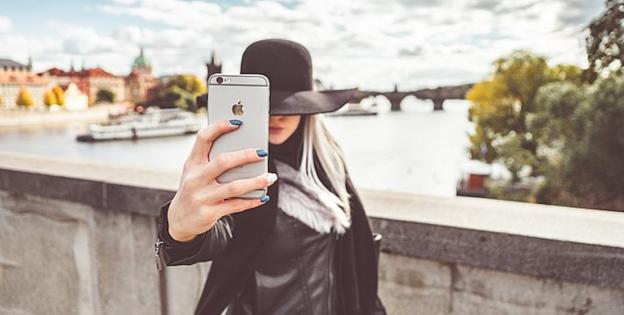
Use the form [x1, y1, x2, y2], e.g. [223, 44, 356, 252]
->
[205, 50, 222, 85]
[131, 47, 152, 75]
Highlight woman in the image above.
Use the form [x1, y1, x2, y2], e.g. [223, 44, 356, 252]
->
[156, 39, 387, 315]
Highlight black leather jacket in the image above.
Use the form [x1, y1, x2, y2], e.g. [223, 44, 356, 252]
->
[226, 206, 339, 314]
[158, 201, 341, 315]
[155, 157, 387, 315]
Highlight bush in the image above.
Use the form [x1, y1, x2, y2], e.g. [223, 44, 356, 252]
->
[16, 87, 34, 107]
[52, 85, 64, 106]
[532, 75, 624, 210]
[147, 74, 206, 112]
[43, 89, 58, 106]
[96, 89, 116, 103]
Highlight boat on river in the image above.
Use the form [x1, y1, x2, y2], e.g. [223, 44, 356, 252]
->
[76, 107, 201, 142]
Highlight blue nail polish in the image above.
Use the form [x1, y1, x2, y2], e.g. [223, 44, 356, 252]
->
[260, 195, 270, 203]
[256, 149, 268, 157]
[229, 119, 242, 126]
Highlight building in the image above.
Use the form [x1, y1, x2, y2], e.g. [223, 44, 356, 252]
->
[63, 83, 88, 111]
[125, 48, 158, 104]
[0, 58, 48, 108]
[40, 48, 159, 106]
[40, 67, 126, 105]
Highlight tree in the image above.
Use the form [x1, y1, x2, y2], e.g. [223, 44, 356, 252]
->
[96, 89, 116, 103]
[587, 0, 624, 78]
[16, 87, 34, 107]
[43, 89, 58, 106]
[166, 75, 206, 95]
[532, 75, 624, 210]
[147, 74, 207, 112]
[467, 51, 583, 181]
[52, 85, 65, 106]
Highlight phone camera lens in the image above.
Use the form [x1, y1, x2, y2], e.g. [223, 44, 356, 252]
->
[216, 76, 224, 84]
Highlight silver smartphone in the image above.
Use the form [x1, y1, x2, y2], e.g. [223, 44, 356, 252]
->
[207, 73, 269, 199]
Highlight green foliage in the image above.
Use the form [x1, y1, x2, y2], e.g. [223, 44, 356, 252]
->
[166, 75, 206, 95]
[587, 0, 624, 77]
[471, 49, 624, 210]
[529, 82, 584, 149]
[16, 87, 34, 107]
[531, 75, 624, 210]
[467, 50, 583, 181]
[96, 89, 116, 103]
[147, 74, 206, 112]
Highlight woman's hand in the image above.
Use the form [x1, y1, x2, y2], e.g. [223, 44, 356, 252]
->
[167, 119, 278, 243]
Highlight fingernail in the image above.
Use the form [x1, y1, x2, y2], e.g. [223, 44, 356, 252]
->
[229, 119, 242, 126]
[256, 149, 268, 157]
[266, 172, 278, 183]
[260, 195, 270, 203]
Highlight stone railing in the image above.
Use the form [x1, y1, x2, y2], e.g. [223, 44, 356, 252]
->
[0, 151, 623, 315]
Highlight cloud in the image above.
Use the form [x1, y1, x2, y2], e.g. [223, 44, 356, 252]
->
[399, 46, 423, 57]
[469, 0, 499, 10]
[557, 0, 604, 30]
[96, 0, 606, 88]
[0, 16, 12, 32]
[0, 0, 606, 90]
[112, 0, 138, 4]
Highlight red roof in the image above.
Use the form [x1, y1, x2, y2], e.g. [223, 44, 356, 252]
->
[40, 67, 66, 76]
[83, 67, 117, 77]
[40, 67, 120, 78]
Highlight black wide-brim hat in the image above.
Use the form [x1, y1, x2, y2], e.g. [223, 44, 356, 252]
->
[240, 39, 357, 115]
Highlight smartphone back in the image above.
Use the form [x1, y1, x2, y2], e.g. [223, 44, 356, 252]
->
[207, 74, 269, 199]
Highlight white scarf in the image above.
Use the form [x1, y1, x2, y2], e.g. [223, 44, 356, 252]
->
[275, 159, 351, 235]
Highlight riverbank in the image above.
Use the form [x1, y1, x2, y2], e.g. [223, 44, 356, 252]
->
[0, 104, 128, 129]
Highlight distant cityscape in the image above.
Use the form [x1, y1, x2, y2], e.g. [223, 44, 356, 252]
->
[0, 48, 216, 110]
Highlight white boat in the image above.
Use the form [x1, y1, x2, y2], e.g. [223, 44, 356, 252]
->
[326, 102, 377, 117]
[77, 107, 201, 142]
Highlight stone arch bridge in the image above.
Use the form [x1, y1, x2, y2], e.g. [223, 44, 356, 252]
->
[351, 83, 474, 111]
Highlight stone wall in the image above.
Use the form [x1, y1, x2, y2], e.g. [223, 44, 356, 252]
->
[1, 152, 623, 315]
[0, 190, 162, 315]
[378, 254, 624, 315]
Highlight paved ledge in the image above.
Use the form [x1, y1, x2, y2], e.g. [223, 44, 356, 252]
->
[0, 151, 178, 216]
[0, 150, 180, 191]
[1, 150, 623, 291]
[361, 189, 624, 249]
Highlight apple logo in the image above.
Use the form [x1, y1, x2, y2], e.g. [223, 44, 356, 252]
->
[232, 101, 244, 116]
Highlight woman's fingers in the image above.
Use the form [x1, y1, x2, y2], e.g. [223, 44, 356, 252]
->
[201, 148, 268, 182]
[213, 172, 277, 201]
[186, 119, 241, 166]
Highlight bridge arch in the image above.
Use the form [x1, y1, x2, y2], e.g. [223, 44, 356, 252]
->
[370, 95, 392, 112]
[399, 95, 416, 111]
[400, 95, 436, 112]
[350, 84, 472, 112]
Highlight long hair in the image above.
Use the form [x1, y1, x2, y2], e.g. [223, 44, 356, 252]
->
[299, 114, 352, 227]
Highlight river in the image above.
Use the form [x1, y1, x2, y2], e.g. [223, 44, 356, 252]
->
[0, 99, 473, 197]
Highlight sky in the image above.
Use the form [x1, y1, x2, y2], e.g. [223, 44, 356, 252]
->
[0, 0, 605, 90]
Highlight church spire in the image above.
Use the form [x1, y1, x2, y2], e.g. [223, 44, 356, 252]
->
[206, 50, 223, 86]
[131, 47, 152, 74]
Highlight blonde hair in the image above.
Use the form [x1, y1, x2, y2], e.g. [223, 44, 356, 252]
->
[299, 114, 352, 223]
